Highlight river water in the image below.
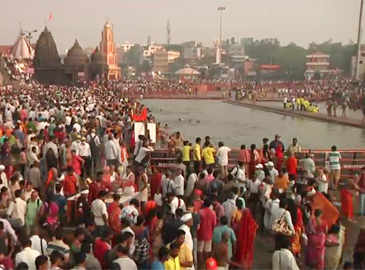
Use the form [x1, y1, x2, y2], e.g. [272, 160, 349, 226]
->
[142, 99, 365, 149]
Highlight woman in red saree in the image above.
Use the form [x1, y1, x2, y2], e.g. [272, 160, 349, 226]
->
[340, 180, 354, 221]
[235, 208, 258, 269]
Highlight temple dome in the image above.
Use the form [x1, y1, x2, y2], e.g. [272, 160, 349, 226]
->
[33, 27, 61, 68]
[11, 32, 34, 60]
[91, 47, 105, 65]
[64, 39, 88, 67]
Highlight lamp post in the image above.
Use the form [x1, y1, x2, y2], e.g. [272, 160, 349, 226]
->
[355, 0, 364, 80]
[216, 6, 226, 64]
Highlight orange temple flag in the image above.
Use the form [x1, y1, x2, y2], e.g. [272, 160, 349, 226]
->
[48, 12, 54, 21]
[311, 192, 340, 228]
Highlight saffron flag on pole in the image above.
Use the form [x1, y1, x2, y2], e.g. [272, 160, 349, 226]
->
[311, 192, 340, 229]
[48, 12, 54, 21]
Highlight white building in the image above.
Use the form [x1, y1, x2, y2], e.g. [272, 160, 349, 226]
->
[120, 42, 135, 53]
[143, 44, 164, 59]
[168, 51, 180, 64]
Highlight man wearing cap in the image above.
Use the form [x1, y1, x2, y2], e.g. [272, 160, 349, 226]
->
[179, 213, 194, 252]
[265, 161, 278, 184]
[254, 163, 265, 182]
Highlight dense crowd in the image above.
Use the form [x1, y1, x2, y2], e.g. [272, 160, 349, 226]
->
[0, 55, 33, 83]
[0, 83, 364, 270]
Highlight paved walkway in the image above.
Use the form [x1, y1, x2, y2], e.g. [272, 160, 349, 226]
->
[225, 100, 365, 129]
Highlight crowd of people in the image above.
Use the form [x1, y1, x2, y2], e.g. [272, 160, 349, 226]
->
[232, 79, 365, 121]
[0, 55, 33, 83]
[0, 82, 364, 270]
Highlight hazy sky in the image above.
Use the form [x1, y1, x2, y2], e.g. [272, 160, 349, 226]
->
[0, 0, 361, 52]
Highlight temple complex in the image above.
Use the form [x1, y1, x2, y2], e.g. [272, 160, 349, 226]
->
[99, 22, 121, 80]
[11, 32, 34, 60]
[33, 27, 65, 84]
[64, 39, 89, 82]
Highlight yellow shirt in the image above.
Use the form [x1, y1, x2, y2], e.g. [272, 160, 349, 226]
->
[182, 145, 192, 162]
[202, 147, 215, 165]
[178, 243, 193, 270]
[165, 256, 181, 270]
[193, 144, 201, 161]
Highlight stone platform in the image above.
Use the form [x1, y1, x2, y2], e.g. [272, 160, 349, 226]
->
[225, 100, 365, 129]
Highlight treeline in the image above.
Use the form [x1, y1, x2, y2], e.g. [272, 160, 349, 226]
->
[244, 39, 356, 80]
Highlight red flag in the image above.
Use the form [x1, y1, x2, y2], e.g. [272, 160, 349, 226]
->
[48, 12, 54, 21]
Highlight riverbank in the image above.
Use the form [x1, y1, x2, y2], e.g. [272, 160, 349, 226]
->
[225, 100, 365, 129]
[143, 95, 223, 100]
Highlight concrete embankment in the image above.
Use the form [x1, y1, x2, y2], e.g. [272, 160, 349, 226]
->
[225, 100, 365, 129]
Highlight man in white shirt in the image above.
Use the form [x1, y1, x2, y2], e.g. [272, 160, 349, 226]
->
[113, 241, 137, 270]
[15, 239, 41, 270]
[30, 228, 48, 255]
[272, 235, 299, 270]
[185, 171, 198, 198]
[104, 135, 119, 167]
[7, 189, 27, 228]
[134, 143, 153, 165]
[216, 142, 231, 178]
[168, 192, 186, 215]
[71, 137, 81, 155]
[91, 191, 109, 231]
[162, 171, 176, 198]
[78, 137, 91, 178]
[222, 193, 237, 225]
[0, 218, 18, 243]
[43, 137, 59, 159]
[230, 162, 246, 182]
[174, 169, 185, 197]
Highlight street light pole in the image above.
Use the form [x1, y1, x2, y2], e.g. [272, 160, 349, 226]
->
[355, 0, 364, 80]
[216, 6, 226, 64]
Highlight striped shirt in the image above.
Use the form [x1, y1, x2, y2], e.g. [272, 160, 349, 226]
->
[328, 151, 341, 170]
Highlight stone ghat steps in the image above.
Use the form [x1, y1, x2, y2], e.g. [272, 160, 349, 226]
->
[151, 148, 365, 179]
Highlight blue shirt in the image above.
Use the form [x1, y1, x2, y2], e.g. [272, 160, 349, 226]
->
[212, 225, 236, 259]
[151, 260, 165, 270]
